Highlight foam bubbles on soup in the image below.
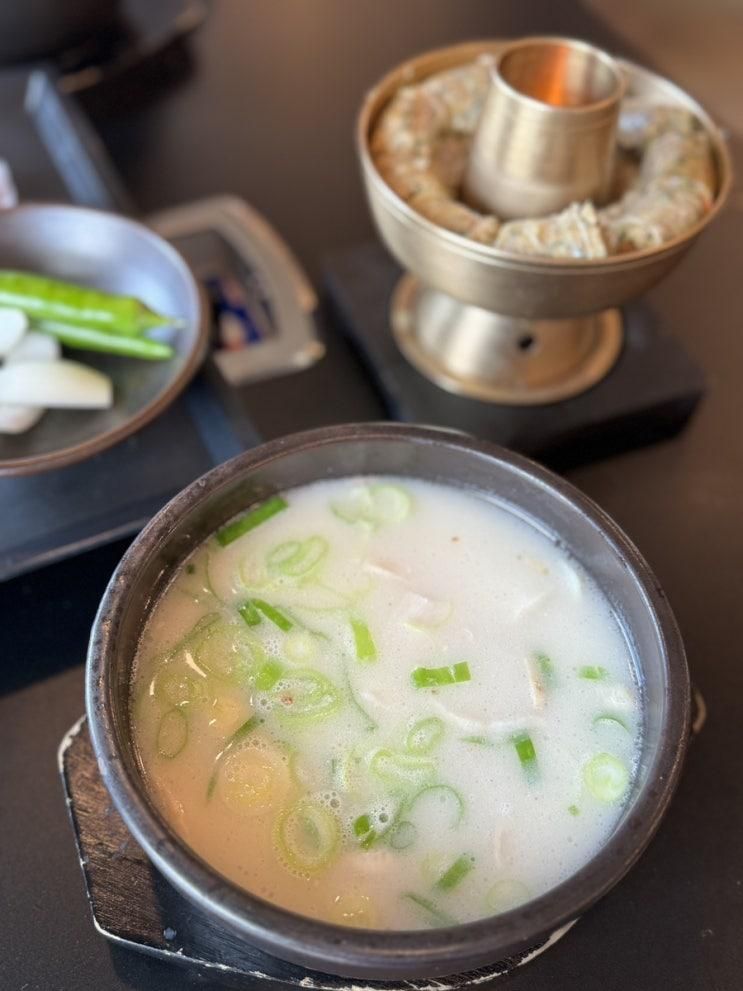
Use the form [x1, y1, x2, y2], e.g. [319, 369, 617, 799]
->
[131, 477, 641, 929]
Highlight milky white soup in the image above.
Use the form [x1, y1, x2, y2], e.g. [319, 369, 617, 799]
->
[131, 477, 641, 930]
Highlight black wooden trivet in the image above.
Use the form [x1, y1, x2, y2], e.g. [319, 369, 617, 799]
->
[59, 718, 574, 990]
[324, 242, 705, 470]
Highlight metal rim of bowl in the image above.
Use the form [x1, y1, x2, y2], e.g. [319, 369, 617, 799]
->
[357, 38, 733, 273]
[0, 202, 209, 477]
[86, 422, 691, 980]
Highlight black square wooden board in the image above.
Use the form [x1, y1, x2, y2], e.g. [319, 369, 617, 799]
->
[324, 243, 705, 470]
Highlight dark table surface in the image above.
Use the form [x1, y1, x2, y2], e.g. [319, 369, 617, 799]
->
[2, 2, 742, 989]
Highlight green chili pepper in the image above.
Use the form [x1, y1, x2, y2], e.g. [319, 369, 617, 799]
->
[0, 270, 180, 336]
[36, 320, 174, 360]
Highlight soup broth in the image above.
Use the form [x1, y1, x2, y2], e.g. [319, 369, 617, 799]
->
[131, 477, 641, 930]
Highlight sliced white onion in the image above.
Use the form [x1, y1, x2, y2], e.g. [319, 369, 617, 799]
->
[345, 849, 398, 876]
[430, 698, 545, 735]
[512, 589, 552, 622]
[559, 560, 583, 600]
[6, 330, 61, 364]
[358, 682, 399, 713]
[491, 828, 514, 871]
[0, 307, 28, 357]
[598, 684, 636, 711]
[402, 591, 452, 629]
[0, 404, 44, 434]
[0, 360, 112, 409]
[363, 558, 406, 580]
[0, 329, 61, 433]
[524, 656, 547, 711]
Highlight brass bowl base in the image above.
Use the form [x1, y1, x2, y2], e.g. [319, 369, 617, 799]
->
[391, 274, 623, 405]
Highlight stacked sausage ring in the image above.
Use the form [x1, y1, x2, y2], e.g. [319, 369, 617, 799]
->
[371, 58, 716, 260]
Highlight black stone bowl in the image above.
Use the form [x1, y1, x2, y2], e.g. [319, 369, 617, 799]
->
[86, 423, 690, 980]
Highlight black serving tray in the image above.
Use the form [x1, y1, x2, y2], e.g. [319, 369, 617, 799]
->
[325, 243, 705, 471]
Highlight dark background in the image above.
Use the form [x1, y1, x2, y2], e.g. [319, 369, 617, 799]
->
[2, 2, 742, 989]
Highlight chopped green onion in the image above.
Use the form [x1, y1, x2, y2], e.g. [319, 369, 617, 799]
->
[180, 612, 221, 645]
[330, 486, 375, 525]
[284, 746, 305, 789]
[536, 652, 554, 679]
[253, 599, 293, 632]
[370, 484, 412, 523]
[331, 483, 412, 528]
[578, 665, 608, 680]
[351, 617, 377, 662]
[230, 713, 262, 744]
[593, 713, 629, 732]
[203, 552, 226, 603]
[343, 670, 377, 731]
[583, 753, 629, 803]
[238, 600, 261, 626]
[352, 813, 378, 850]
[406, 717, 445, 755]
[403, 893, 456, 927]
[406, 784, 464, 828]
[276, 799, 340, 873]
[267, 536, 328, 577]
[271, 670, 341, 723]
[156, 709, 188, 758]
[205, 771, 218, 801]
[370, 749, 436, 791]
[411, 661, 471, 689]
[353, 814, 371, 837]
[206, 713, 262, 799]
[178, 559, 214, 603]
[160, 613, 219, 674]
[153, 666, 205, 708]
[194, 624, 253, 683]
[331, 749, 366, 795]
[568, 804, 580, 816]
[435, 853, 474, 891]
[352, 802, 400, 850]
[388, 820, 417, 850]
[216, 495, 288, 547]
[255, 660, 283, 691]
[512, 731, 538, 781]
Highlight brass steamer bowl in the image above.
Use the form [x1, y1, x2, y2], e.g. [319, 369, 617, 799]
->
[357, 40, 733, 404]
